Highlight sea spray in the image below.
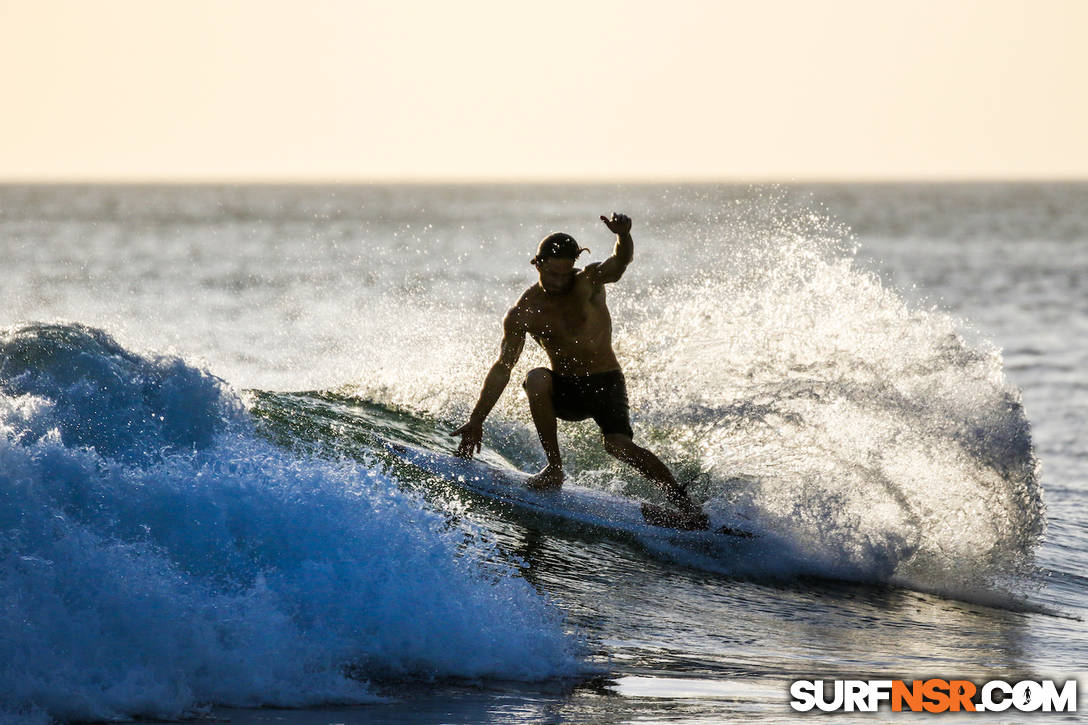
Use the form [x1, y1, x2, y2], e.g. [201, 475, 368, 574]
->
[616, 193, 1044, 586]
[338, 192, 1044, 588]
[0, 323, 580, 724]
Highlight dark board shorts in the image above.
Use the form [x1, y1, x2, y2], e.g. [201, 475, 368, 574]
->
[549, 369, 634, 438]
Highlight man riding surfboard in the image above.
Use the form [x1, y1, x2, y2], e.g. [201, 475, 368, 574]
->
[450, 213, 708, 530]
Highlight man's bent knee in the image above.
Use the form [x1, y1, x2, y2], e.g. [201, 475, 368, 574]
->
[523, 367, 553, 396]
[603, 433, 635, 456]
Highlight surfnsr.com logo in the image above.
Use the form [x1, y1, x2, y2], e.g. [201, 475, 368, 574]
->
[790, 679, 1077, 713]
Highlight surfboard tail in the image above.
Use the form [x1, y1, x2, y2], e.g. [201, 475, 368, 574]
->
[640, 503, 709, 531]
[640, 503, 758, 538]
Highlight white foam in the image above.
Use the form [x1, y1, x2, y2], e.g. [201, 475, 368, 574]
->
[616, 194, 1043, 588]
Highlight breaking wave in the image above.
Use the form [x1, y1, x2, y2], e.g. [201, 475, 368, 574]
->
[0, 323, 580, 724]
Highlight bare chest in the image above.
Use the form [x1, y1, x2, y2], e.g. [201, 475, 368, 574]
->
[523, 286, 609, 343]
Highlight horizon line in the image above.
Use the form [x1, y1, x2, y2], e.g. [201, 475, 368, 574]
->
[3, 174, 1088, 186]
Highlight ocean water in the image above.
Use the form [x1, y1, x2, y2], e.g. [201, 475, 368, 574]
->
[0, 183, 1084, 723]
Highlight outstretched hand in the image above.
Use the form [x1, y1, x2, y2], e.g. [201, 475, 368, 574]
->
[600, 212, 632, 235]
[449, 420, 483, 459]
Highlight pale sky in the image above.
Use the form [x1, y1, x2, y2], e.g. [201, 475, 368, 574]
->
[1, 0, 1086, 181]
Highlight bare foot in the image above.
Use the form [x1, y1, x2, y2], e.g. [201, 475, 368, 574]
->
[664, 484, 703, 517]
[526, 463, 564, 490]
[651, 484, 709, 530]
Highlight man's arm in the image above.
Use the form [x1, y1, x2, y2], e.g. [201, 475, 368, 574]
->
[584, 212, 634, 285]
[449, 308, 526, 458]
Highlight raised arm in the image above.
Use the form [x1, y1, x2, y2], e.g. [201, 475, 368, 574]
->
[586, 212, 634, 285]
[449, 308, 526, 458]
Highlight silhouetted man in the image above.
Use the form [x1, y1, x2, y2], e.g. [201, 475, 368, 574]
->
[451, 213, 707, 529]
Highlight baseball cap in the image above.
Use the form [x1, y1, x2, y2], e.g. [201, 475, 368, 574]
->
[531, 232, 590, 265]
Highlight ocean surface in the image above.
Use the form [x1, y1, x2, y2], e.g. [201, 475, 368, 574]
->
[0, 182, 1085, 723]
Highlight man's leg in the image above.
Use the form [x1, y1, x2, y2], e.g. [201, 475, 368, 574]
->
[602, 433, 706, 521]
[522, 368, 564, 489]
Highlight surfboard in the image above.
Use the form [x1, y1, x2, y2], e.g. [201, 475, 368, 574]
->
[384, 440, 755, 542]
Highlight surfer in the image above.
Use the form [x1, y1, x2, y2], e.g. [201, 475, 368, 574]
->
[450, 213, 708, 530]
